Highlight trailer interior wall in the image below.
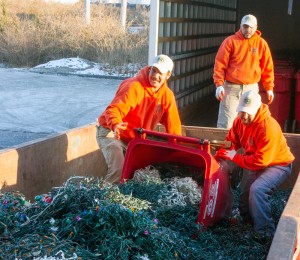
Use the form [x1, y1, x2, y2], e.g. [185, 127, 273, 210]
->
[150, 0, 238, 110]
[153, 0, 300, 118]
[238, 0, 300, 57]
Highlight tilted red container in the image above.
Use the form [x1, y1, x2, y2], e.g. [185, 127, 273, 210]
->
[121, 128, 234, 227]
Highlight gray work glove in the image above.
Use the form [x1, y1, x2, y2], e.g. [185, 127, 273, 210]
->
[215, 86, 225, 101]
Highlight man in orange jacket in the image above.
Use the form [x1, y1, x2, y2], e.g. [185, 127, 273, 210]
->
[96, 54, 182, 183]
[213, 14, 274, 129]
[216, 90, 294, 239]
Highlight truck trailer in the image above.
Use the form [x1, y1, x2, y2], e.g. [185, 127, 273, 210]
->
[1, 0, 300, 259]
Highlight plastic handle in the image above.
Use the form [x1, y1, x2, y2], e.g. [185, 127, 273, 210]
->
[134, 128, 209, 146]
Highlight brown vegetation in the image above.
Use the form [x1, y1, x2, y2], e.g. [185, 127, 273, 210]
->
[0, 0, 149, 67]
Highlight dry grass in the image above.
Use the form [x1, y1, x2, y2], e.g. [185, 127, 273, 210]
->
[0, 0, 149, 67]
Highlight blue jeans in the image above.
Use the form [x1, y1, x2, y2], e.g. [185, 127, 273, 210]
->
[239, 164, 292, 236]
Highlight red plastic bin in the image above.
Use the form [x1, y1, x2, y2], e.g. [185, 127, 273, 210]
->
[259, 66, 294, 130]
[294, 69, 300, 132]
[121, 128, 234, 227]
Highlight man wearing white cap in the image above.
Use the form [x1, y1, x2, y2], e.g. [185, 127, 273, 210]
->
[213, 14, 275, 129]
[96, 54, 182, 183]
[216, 90, 294, 239]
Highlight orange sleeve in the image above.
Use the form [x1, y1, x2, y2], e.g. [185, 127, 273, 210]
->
[259, 42, 274, 91]
[99, 79, 139, 130]
[232, 119, 294, 170]
[160, 89, 182, 135]
[213, 38, 232, 87]
[233, 128, 279, 170]
[226, 119, 242, 151]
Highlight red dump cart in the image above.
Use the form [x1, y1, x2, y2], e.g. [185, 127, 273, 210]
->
[121, 128, 234, 227]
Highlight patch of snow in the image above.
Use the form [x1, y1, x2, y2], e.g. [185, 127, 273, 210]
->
[44, 0, 79, 4]
[128, 26, 145, 34]
[31, 57, 145, 78]
[35, 57, 91, 70]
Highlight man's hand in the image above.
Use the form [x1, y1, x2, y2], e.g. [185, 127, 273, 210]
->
[215, 86, 225, 101]
[113, 122, 128, 140]
[215, 148, 227, 159]
[267, 90, 274, 104]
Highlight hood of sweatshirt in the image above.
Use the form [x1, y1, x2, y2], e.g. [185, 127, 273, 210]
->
[252, 103, 271, 125]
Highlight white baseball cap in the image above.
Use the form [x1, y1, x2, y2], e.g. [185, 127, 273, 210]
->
[237, 90, 262, 115]
[241, 14, 257, 28]
[151, 54, 174, 74]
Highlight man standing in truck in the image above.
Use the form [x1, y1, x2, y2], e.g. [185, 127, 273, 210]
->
[96, 54, 182, 183]
[213, 14, 274, 129]
[216, 90, 294, 239]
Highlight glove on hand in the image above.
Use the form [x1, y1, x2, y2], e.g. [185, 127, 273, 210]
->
[214, 148, 237, 160]
[226, 149, 237, 160]
[215, 86, 225, 101]
[267, 90, 274, 104]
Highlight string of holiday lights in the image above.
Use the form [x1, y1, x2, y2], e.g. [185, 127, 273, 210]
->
[0, 163, 291, 259]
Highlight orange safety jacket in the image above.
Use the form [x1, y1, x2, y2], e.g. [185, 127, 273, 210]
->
[98, 66, 182, 143]
[213, 30, 274, 91]
[226, 104, 294, 171]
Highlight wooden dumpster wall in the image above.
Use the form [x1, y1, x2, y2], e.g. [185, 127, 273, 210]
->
[0, 124, 107, 200]
[1, 124, 299, 200]
[267, 173, 300, 260]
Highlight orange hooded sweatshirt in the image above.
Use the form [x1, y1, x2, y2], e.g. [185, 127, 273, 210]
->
[98, 66, 182, 143]
[226, 104, 294, 171]
[213, 30, 274, 91]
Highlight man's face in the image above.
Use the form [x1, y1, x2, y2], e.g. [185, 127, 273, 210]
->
[240, 24, 257, 39]
[148, 66, 171, 90]
[238, 111, 255, 125]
